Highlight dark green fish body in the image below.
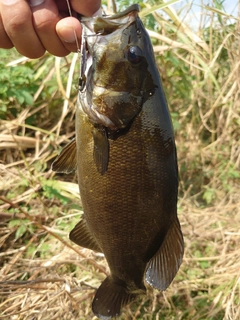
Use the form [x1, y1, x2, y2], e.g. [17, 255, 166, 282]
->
[52, 4, 184, 319]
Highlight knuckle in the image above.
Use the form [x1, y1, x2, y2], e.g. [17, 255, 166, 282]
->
[6, 15, 29, 35]
[33, 12, 56, 32]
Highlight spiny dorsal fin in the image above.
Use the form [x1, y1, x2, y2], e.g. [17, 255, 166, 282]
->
[92, 126, 109, 175]
[51, 138, 77, 173]
[69, 219, 102, 252]
[145, 218, 184, 291]
[92, 276, 137, 319]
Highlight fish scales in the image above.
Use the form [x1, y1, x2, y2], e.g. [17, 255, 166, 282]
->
[52, 4, 184, 319]
[77, 107, 177, 261]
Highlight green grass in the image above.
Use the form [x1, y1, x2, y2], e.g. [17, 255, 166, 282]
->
[0, 0, 239, 319]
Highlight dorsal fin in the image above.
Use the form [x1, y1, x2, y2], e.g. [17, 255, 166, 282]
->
[145, 218, 184, 290]
[51, 138, 77, 173]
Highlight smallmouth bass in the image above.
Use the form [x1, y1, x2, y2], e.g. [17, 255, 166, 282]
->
[52, 4, 184, 319]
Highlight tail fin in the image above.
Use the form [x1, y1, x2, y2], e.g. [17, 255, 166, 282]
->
[92, 276, 136, 319]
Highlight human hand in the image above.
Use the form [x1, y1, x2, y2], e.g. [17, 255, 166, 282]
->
[0, 0, 101, 58]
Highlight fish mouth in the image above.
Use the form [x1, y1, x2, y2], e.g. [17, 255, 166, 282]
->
[80, 4, 140, 34]
[79, 4, 140, 80]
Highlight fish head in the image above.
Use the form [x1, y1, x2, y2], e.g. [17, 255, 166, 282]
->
[79, 4, 157, 130]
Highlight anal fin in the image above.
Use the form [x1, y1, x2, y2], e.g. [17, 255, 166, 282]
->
[51, 138, 77, 173]
[69, 219, 102, 252]
[145, 218, 184, 291]
[92, 276, 137, 319]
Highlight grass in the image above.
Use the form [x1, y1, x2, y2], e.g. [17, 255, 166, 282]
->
[0, 0, 239, 319]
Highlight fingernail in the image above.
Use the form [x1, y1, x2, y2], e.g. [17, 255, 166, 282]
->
[60, 27, 77, 43]
[29, 0, 44, 7]
[2, 0, 18, 5]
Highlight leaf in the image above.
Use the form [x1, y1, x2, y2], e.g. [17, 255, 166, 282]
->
[13, 90, 25, 104]
[19, 90, 34, 105]
[203, 188, 215, 204]
[140, 0, 183, 18]
[15, 224, 27, 240]
[8, 219, 22, 228]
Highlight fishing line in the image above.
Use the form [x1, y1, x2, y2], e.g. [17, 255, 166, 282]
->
[65, 0, 84, 94]
[65, 1, 103, 90]
[65, 0, 80, 53]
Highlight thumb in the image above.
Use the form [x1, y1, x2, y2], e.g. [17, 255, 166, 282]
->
[70, 0, 101, 17]
[56, 17, 81, 52]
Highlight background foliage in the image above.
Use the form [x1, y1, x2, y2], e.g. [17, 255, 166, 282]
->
[0, 0, 239, 319]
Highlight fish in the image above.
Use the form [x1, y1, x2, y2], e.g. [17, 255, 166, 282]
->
[52, 4, 184, 319]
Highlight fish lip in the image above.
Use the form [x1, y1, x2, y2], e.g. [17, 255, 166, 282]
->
[80, 4, 140, 24]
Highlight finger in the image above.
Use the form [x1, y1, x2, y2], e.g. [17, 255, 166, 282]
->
[71, 0, 101, 17]
[56, 17, 81, 53]
[30, 0, 70, 57]
[0, 11, 13, 49]
[0, 0, 45, 58]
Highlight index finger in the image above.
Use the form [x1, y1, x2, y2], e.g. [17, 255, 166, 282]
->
[71, 0, 101, 17]
[0, 0, 45, 58]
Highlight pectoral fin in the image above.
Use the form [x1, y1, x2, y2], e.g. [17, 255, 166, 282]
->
[69, 219, 102, 252]
[92, 126, 109, 175]
[51, 138, 77, 173]
[145, 218, 184, 291]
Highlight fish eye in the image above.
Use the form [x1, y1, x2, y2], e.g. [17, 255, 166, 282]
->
[127, 46, 143, 64]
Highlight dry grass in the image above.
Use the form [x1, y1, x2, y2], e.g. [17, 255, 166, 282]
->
[1, 186, 239, 319]
[0, 1, 240, 319]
